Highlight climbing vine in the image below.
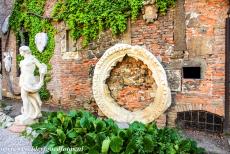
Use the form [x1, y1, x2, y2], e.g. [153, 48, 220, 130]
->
[9, 0, 55, 100]
[156, 0, 176, 15]
[9, 0, 175, 100]
[52, 0, 175, 46]
[52, 0, 145, 46]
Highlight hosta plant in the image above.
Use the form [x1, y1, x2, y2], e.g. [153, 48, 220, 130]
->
[30, 110, 205, 154]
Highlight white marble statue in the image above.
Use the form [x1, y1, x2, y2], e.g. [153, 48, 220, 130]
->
[15, 46, 47, 125]
[3, 51, 13, 72]
[35, 32, 48, 52]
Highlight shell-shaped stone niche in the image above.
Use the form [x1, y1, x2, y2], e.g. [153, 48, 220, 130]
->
[35, 32, 48, 52]
[93, 44, 171, 124]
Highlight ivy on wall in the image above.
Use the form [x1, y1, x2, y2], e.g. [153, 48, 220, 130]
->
[52, 0, 175, 46]
[9, 0, 175, 101]
[52, 0, 144, 46]
[156, 0, 176, 15]
[9, 0, 55, 100]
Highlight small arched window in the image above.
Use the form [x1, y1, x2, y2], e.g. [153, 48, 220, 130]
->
[177, 110, 223, 133]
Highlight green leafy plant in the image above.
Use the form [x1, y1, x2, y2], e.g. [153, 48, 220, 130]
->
[9, 0, 55, 100]
[52, 0, 145, 46]
[156, 0, 176, 15]
[30, 110, 205, 154]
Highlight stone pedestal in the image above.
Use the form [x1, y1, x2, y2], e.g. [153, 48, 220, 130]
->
[8, 123, 26, 133]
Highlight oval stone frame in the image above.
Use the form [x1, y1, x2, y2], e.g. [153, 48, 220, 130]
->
[93, 44, 171, 124]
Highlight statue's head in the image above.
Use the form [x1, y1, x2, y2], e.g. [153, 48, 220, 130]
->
[19, 46, 31, 56]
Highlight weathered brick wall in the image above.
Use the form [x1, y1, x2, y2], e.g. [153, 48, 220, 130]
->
[167, 0, 228, 126]
[1, 30, 20, 98]
[106, 56, 156, 112]
[0, 0, 19, 98]
[35, 0, 230, 126]
[47, 21, 124, 111]
[1, 0, 229, 127]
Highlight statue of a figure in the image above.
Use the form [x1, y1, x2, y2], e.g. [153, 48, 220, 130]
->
[15, 46, 47, 125]
[3, 51, 13, 72]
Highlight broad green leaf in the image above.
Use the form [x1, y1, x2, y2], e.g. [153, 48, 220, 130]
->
[32, 134, 47, 148]
[67, 129, 77, 138]
[143, 135, 154, 152]
[101, 137, 111, 153]
[95, 120, 106, 132]
[56, 129, 66, 143]
[110, 136, 123, 153]
[68, 110, 78, 118]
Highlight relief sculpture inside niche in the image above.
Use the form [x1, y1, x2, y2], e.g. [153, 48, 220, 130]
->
[106, 55, 157, 112]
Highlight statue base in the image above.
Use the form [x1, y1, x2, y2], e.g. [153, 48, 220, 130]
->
[14, 114, 38, 125]
[8, 123, 26, 133]
[8, 115, 38, 133]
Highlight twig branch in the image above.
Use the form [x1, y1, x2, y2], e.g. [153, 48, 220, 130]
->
[27, 12, 53, 21]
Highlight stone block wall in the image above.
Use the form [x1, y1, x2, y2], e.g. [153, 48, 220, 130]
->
[1, 0, 229, 126]
[167, 0, 228, 126]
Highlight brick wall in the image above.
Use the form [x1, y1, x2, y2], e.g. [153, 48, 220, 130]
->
[35, 0, 228, 125]
[1, 0, 229, 126]
[168, 0, 228, 126]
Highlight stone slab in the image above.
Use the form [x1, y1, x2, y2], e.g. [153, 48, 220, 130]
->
[8, 123, 26, 133]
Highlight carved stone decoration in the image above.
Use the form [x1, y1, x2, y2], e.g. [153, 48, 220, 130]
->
[35, 32, 48, 52]
[1, 15, 10, 34]
[142, 0, 157, 23]
[3, 51, 13, 72]
[93, 44, 171, 124]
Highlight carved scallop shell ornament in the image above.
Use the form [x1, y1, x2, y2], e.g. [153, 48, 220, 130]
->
[1, 15, 10, 34]
[35, 32, 48, 52]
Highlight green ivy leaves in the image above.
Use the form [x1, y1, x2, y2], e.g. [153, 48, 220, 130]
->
[9, 0, 55, 100]
[52, 0, 144, 46]
[156, 0, 176, 15]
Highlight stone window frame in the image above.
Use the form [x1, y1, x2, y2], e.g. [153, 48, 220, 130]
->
[60, 24, 82, 60]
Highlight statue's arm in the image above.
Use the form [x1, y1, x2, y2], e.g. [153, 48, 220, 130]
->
[33, 56, 47, 75]
[32, 56, 47, 88]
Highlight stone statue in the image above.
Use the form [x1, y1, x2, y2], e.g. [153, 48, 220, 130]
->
[15, 46, 47, 125]
[3, 51, 13, 72]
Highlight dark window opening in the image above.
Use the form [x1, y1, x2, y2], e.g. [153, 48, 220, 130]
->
[16, 32, 29, 77]
[177, 110, 223, 133]
[66, 30, 70, 52]
[17, 31, 30, 47]
[23, 32, 29, 46]
[19, 32, 29, 46]
[66, 30, 78, 52]
[183, 67, 201, 79]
